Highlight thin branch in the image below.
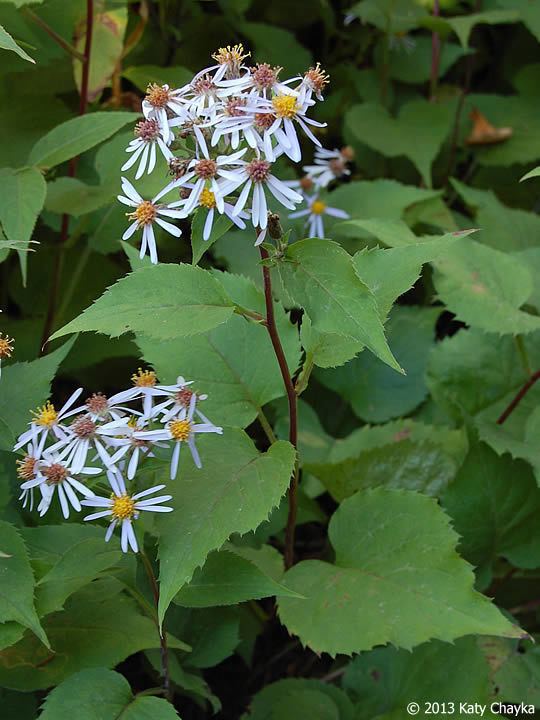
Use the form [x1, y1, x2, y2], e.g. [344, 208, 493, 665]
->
[23, 8, 86, 61]
[140, 551, 173, 702]
[258, 409, 277, 445]
[259, 245, 299, 569]
[40, 0, 94, 352]
[496, 370, 540, 425]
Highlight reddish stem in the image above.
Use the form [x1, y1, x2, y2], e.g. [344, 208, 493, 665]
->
[259, 246, 298, 569]
[40, 0, 94, 352]
[496, 370, 540, 425]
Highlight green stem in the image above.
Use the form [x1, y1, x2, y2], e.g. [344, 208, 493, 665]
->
[515, 335, 532, 377]
[257, 409, 277, 445]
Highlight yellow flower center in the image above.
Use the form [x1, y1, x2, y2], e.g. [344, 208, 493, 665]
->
[169, 419, 191, 441]
[199, 188, 217, 209]
[32, 402, 58, 427]
[132, 368, 157, 387]
[0, 334, 14, 359]
[129, 200, 157, 228]
[145, 83, 170, 108]
[272, 95, 299, 119]
[111, 494, 136, 520]
[311, 200, 327, 215]
[212, 44, 249, 67]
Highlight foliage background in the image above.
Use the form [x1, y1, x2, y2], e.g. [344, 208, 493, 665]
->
[2, 0, 540, 718]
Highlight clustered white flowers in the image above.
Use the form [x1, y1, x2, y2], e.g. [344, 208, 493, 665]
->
[14, 369, 222, 553]
[119, 44, 351, 261]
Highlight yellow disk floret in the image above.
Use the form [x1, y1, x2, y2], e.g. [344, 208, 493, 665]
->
[0, 333, 14, 359]
[212, 44, 249, 67]
[169, 419, 192, 441]
[145, 83, 171, 108]
[199, 188, 217, 209]
[32, 401, 58, 427]
[129, 200, 157, 228]
[111, 494, 136, 520]
[132, 368, 157, 387]
[311, 199, 327, 215]
[272, 94, 299, 119]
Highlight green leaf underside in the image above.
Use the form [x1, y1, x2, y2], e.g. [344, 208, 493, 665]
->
[51, 264, 236, 341]
[157, 429, 296, 625]
[278, 489, 523, 656]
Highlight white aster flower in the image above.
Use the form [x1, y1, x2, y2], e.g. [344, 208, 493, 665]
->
[289, 195, 349, 237]
[82, 472, 173, 553]
[106, 414, 165, 481]
[13, 388, 84, 452]
[302, 146, 353, 188]
[122, 118, 174, 179]
[217, 158, 303, 235]
[298, 63, 330, 102]
[134, 393, 223, 478]
[151, 381, 212, 425]
[21, 456, 99, 519]
[0, 332, 14, 378]
[118, 177, 185, 264]
[16, 436, 44, 512]
[142, 83, 187, 142]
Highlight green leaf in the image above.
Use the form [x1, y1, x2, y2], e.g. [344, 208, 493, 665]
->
[28, 111, 139, 170]
[278, 238, 402, 373]
[174, 549, 300, 608]
[244, 679, 354, 720]
[40, 667, 180, 719]
[122, 65, 192, 93]
[345, 100, 455, 186]
[305, 419, 467, 501]
[316, 307, 440, 422]
[378, 36, 468, 83]
[521, 166, 540, 182]
[342, 637, 499, 720]
[0, 522, 48, 648]
[497, 0, 540, 42]
[157, 429, 296, 625]
[239, 23, 312, 77]
[191, 208, 233, 265]
[0, 338, 75, 451]
[0, 592, 186, 690]
[0, 167, 46, 279]
[168, 606, 240, 669]
[136, 272, 300, 428]
[0, 24, 34, 63]
[491, 642, 540, 708]
[278, 489, 523, 656]
[443, 443, 540, 574]
[348, 0, 427, 33]
[446, 10, 519, 48]
[433, 237, 540, 334]
[45, 177, 113, 217]
[51, 264, 236, 341]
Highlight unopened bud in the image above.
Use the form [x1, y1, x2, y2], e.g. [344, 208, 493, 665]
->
[179, 187, 191, 200]
[341, 145, 355, 161]
[267, 213, 283, 240]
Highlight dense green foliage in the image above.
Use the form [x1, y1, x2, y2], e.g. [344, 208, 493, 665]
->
[2, 0, 540, 718]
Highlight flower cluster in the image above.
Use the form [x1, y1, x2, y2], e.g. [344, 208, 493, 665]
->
[119, 45, 337, 261]
[14, 369, 222, 552]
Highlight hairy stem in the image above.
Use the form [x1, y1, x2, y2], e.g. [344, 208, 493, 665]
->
[140, 551, 172, 702]
[258, 246, 299, 569]
[40, 0, 94, 352]
[496, 370, 540, 425]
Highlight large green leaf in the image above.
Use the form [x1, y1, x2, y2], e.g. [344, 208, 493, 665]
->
[342, 637, 500, 720]
[51, 265, 236, 341]
[278, 239, 401, 372]
[444, 10, 519, 48]
[305, 419, 467, 501]
[278, 489, 523, 656]
[317, 307, 439, 422]
[345, 100, 454, 186]
[0, 338, 75, 451]
[40, 667, 180, 719]
[443, 443, 540, 575]
[244, 678, 354, 720]
[28, 111, 138, 169]
[122, 65, 193, 93]
[0, 522, 48, 648]
[137, 272, 300, 428]
[432, 237, 540, 334]
[45, 177, 113, 217]
[239, 22, 312, 76]
[0, 24, 34, 63]
[174, 549, 299, 608]
[156, 429, 296, 625]
[0, 592, 186, 690]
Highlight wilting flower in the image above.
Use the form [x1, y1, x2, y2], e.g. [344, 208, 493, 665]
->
[82, 471, 173, 553]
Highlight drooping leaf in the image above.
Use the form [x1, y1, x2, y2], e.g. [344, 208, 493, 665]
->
[39, 667, 180, 719]
[0, 338, 75, 451]
[345, 100, 455, 186]
[0, 522, 48, 648]
[278, 489, 523, 656]
[0, 24, 34, 63]
[278, 238, 402, 373]
[51, 265, 236, 341]
[156, 429, 296, 625]
[28, 111, 139, 169]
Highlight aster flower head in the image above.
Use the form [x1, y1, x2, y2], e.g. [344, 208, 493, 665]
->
[14, 388, 84, 453]
[82, 471, 173, 553]
[142, 83, 187, 142]
[0, 332, 14, 377]
[121, 118, 174, 179]
[302, 146, 354, 189]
